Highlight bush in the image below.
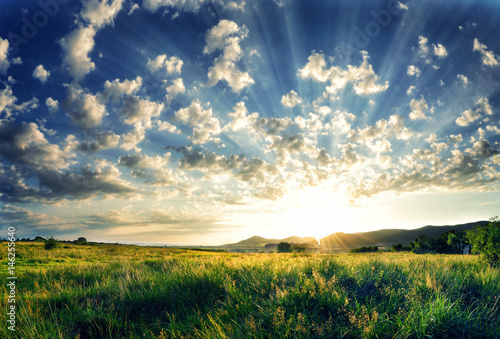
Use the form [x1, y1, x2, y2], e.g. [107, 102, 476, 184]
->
[350, 246, 378, 253]
[392, 243, 412, 252]
[277, 242, 292, 253]
[44, 236, 59, 250]
[467, 217, 500, 267]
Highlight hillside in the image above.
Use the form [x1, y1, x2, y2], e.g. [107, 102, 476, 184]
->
[222, 235, 318, 248]
[319, 221, 488, 250]
[221, 221, 488, 250]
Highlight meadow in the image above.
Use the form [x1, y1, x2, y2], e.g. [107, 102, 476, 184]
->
[1, 242, 499, 338]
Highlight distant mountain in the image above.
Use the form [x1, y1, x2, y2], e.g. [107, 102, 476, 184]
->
[221, 220, 489, 250]
[222, 235, 318, 248]
[319, 221, 488, 250]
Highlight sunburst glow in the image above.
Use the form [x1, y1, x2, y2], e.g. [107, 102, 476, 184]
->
[0, 0, 499, 245]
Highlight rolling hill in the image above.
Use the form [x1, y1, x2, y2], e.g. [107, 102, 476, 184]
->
[221, 235, 318, 248]
[319, 221, 488, 250]
[220, 221, 488, 250]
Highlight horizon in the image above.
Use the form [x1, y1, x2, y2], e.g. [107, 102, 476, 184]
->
[1, 0, 500, 246]
[5, 218, 489, 247]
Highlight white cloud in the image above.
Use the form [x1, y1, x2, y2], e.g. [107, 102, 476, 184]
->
[33, 65, 50, 83]
[147, 54, 183, 74]
[118, 152, 180, 187]
[224, 101, 259, 131]
[0, 85, 38, 119]
[78, 131, 121, 152]
[456, 97, 493, 126]
[281, 90, 302, 108]
[456, 109, 479, 127]
[397, 2, 409, 10]
[166, 78, 185, 104]
[433, 43, 447, 58]
[473, 38, 500, 67]
[174, 100, 221, 144]
[121, 126, 146, 151]
[128, 3, 140, 14]
[157, 120, 180, 134]
[102, 76, 143, 102]
[0, 38, 10, 74]
[457, 74, 468, 86]
[409, 97, 429, 120]
[207, 57, 254, 92]
[406, 85, 416, 95]
[63, 85, 106, 129]
[60, 26, 96, 80]
[418, 35, 430, 62]
[0, 120, 72, 170]
[225, 1, 245, 11]
[407, 65, 421, 77]
[120, 97, 164, 128]
[476, 97, 493, 116]
[80, 0, 124, 29]
[298, 51, 389, 96]
[45, 98, 59, 113]
[417, 36, 447, 63]
[204, 20, 242, 54]
[142, 0, 208, 13]
[205, 20, 254, 92]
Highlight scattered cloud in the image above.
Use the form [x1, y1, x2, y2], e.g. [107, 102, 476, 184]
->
[63, 84, 107, 129]
[102, 76, 143, 102]
[433, 43, 447, 58]
[457, 74, 468, 86]
[33, 65, 50, 83]
[166, 78, 185, 104]
[80, 0, 124, 29]
[205, 20, 254, 92]
[473, 38, 500, 67]
[281, 90, 302, 107]
[409, 97, 430, 120]
[173, 100, 221, 144]
[60, 26, 97, 80]
[147, 54, 183, 74]
[456, 97, 493, 126]
[142, 0, 208, 13]
[45, 97, 59, 113]
[0, 38, 10, 74]
[0, 85, 38, 119]
[407, 65, 421, 77]
[299, 51, 389, 96]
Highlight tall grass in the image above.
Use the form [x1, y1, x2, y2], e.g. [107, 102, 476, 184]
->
[1, 243, 499, 338]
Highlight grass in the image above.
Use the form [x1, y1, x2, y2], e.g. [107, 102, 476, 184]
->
[1, 242, 499, 338]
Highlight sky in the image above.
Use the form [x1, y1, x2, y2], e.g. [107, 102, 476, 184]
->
[0, 0, 499, 246]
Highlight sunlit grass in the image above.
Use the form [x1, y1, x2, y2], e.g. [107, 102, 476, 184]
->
[1, 243, 499, 338]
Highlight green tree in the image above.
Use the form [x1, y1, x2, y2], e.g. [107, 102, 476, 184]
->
[467, 217, 500, 267]
[44, 236, 59, 250]
[411, 235, 432, 254]
[277, 242, 292, 253]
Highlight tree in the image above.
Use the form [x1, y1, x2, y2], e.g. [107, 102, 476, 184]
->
[467, 217, 500, 267]
[411, 235, 432, 254]
[44, 236, 58, 250]
[277, 242, 292, 253]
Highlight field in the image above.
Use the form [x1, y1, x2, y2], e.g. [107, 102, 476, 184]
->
[1, 243, 500, 338]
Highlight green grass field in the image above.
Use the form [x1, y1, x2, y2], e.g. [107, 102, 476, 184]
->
[1, 242, 500, 338]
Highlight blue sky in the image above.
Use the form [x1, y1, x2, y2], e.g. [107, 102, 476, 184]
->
[1, 0, 499, 245]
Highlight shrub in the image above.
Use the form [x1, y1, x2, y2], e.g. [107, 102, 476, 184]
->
[277, 242, 292, 253]
[44, 236, 59, 250]
[467, 217, 500, 267]
[350, 246, 378, 253]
